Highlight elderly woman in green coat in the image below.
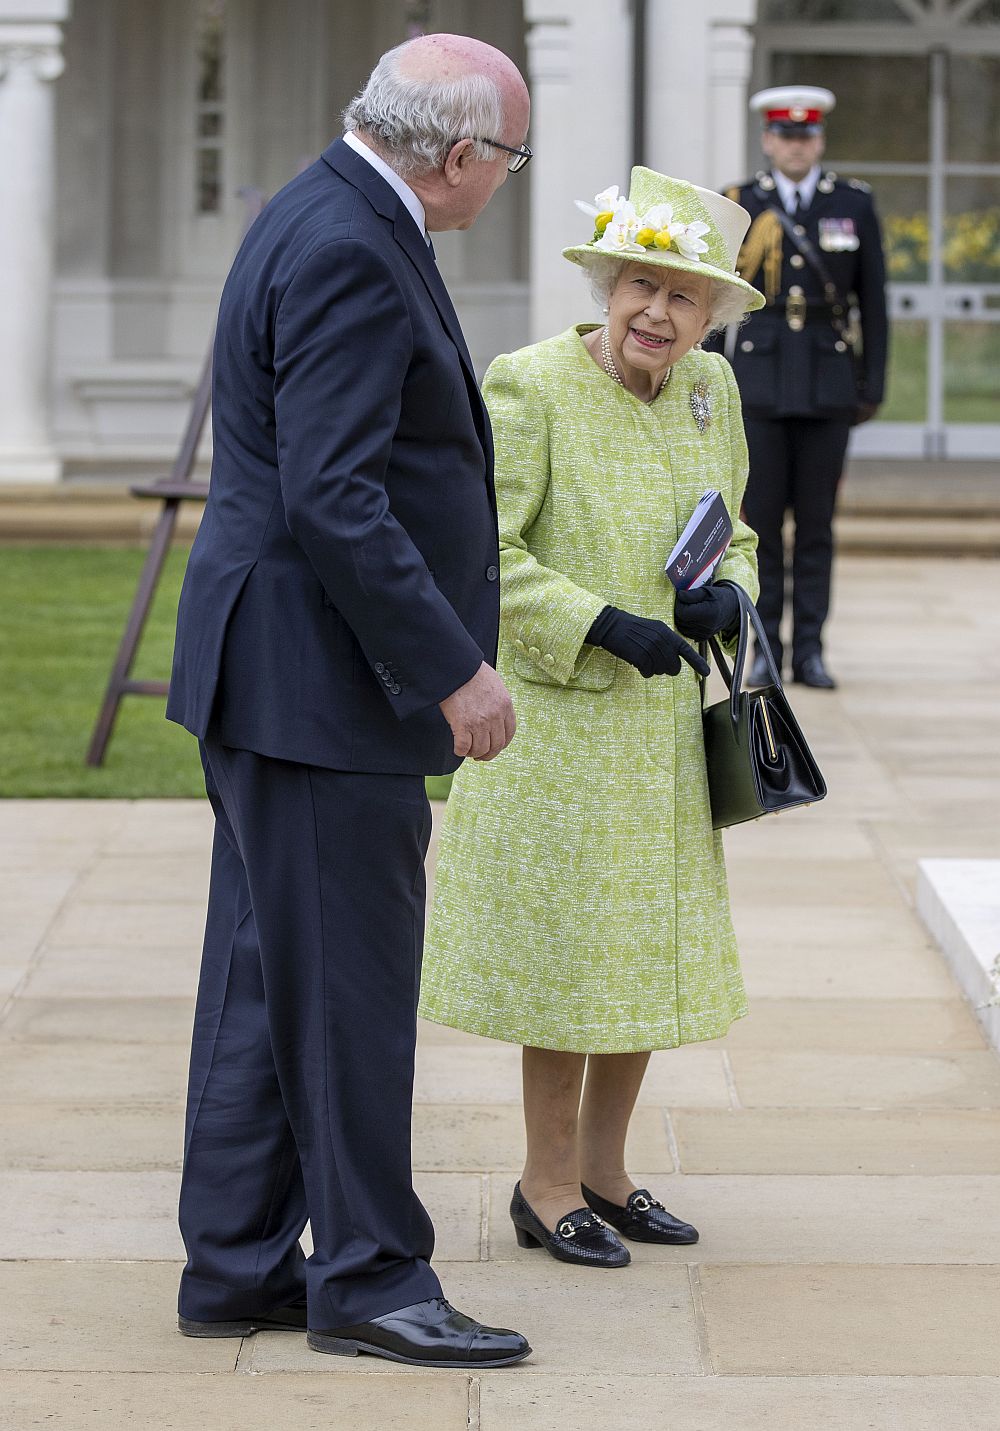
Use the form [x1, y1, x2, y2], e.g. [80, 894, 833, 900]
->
[419, 169, 765, 1268]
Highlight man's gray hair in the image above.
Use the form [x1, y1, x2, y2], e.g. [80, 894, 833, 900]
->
[343, 42, 504, 177]
[583, 256, 750, 334]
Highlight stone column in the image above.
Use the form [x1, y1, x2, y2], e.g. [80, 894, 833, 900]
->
[525, 0, 631, 343]
[707, 22, 754, 191]
[0, 8, 68, 483]
[646, 0, 755, 188]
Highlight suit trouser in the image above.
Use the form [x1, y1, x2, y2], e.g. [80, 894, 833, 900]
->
[177, 733, 441, 1328]
[742, 415, 851, 667]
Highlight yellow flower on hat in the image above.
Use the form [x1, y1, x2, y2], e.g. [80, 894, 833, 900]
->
[653, 229, 674, 250]
[635, 226, 656, 247]
[594, 212, 614, 236]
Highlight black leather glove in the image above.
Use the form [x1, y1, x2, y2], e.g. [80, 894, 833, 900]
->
[587, 606, 710, 679]
[673, 582, 740, 642]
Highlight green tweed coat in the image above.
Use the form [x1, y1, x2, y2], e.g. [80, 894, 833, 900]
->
[418, 326, 759, 1053]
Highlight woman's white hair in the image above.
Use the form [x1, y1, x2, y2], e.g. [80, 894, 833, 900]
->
[343, 42, 504, 177]
[583, 255, 750, 335]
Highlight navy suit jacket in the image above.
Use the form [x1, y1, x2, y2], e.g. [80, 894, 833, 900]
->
[166, 139, 500, 775]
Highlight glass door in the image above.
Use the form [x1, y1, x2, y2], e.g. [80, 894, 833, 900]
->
[759, 27, 1000, 458]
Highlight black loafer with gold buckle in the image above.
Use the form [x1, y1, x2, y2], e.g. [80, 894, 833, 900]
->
[509, 1182, 630, 1268]
[581, 1185, 699, 1245]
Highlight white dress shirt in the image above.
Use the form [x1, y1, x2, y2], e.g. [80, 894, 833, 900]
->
[773, 164, 821, 214]
[342, 130, 429, 243]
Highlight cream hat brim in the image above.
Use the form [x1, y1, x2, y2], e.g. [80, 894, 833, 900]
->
[561, 242, 766, 314]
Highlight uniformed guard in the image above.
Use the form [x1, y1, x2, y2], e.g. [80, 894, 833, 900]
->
[706, 86, 889, 688]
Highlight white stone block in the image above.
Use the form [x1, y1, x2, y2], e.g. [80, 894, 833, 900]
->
[917, 859, 1000, 1055]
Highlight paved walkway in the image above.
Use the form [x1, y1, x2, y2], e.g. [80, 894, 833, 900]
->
[2, 555, 999, 1430]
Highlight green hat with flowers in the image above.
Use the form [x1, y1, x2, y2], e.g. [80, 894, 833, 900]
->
[562, 166, 766, 312]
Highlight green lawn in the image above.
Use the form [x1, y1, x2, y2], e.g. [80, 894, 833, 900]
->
[0, 545, 455, 801]
[0, 546, 204, 797]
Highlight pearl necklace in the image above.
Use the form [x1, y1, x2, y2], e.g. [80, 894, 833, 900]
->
[601, 326, 673, 398]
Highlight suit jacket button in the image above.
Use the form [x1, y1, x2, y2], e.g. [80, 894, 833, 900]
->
[790, 254, 805, 269]
[390, 682, 401, 694]
[740, 339, 754, 352]
[543, 654, 555, 667]
[486, 565, 499, 582]
[528, 646, 540, 659]
[375, 663, 386, 674]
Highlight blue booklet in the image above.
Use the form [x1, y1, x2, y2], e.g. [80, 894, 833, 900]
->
[664, 490, 733, 591]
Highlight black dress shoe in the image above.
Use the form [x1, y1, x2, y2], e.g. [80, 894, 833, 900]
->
[748, 649, 774, 687]
[581, 1185, 699, 1245]
[179, 1298, 308, 1338]
[509, 1182, 630, 1268]
[307, 1296, 530, 1368]
[793, 653, 837, 689]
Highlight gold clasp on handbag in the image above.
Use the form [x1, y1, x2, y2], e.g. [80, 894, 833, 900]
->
[758, 697, 778, 762]
[785, 288, 807, 332]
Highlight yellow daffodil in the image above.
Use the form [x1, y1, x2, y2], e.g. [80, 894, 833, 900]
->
[653, 229, 675, 250]
[635, 226, 656, 247]
[595, 211, 614, 236]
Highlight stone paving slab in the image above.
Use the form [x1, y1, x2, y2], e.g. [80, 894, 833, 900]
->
[0, 1043, 188, 1105]
[723, 997, 985, 1052]
[71, 856, 210, 905]
[0, 1104, 183, 1172]
[699, 1264, 1000, 1375]
[413, 1043, 732, 1108]
[0, 1371, 473, 1431]
[46, 902, 206, 950]
[248, 1263, 701, 1376]
[737, 942, 958, 999]
[411, 1105, 672, 1174]
[0, 1261, 233, 1372]
[486, 1173, 1000, 1265]
[477, 1375, 1000, 1431]
[723, 856, 903, 907]
[0, 1171, 484, 1263]
[1, 997, 195, 1044]
[670, 1107, 1000, 1175]
[20, 947, 201, 1000]
[728, 1050, 1000, 1108]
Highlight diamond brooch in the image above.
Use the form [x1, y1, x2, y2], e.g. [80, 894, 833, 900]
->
[690, 379, 712, 433]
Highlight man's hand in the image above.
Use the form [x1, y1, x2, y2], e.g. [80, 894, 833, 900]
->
[853, 401, 879, 426]
[439, 663, 517, 761]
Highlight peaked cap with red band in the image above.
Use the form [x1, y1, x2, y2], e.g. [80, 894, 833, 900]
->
[750, 86, 835, 136]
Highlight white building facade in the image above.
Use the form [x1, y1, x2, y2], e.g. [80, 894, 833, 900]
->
[1, 0, 998, 480]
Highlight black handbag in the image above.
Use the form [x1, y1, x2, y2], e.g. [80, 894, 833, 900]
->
[699, 582, 827, 830]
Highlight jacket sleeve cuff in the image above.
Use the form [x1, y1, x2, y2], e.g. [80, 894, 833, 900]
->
[506, 586, 609, 686]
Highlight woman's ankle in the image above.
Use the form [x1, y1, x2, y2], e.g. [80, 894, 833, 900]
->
[579, 1171, 638, 1207]
[517, 1176, 585, 1231]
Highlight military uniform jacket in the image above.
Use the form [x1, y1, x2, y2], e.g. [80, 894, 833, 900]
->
[706, 171, 888, 419]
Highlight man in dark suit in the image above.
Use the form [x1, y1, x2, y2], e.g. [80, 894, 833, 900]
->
[707, 86, 888, 688]
[166, 34, 531, 1368]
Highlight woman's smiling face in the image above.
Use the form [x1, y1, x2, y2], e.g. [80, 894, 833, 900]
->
[606, 262, 713, 388]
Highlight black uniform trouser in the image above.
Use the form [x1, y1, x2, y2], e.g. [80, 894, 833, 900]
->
[178, 733, 440, 1329]
[742, 415, 852, 668]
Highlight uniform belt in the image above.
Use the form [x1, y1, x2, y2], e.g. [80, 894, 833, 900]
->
[765, 295, 845, 331]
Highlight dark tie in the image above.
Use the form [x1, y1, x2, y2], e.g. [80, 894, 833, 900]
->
[791, 188, 802, 217]
[426, 235, 436, 261]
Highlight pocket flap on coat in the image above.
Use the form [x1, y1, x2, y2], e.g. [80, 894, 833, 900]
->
[513, 643, 618, 691]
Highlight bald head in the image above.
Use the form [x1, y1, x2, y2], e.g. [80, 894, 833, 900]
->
[343, 33, 529, 175]
[395, 32, 528, 110]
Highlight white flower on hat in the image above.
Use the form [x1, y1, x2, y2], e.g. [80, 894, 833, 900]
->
[640, 203, 675, 231]
[670, 220, 710, 261]
[574, 184, 622, 220]
[593, 218, 646, 255]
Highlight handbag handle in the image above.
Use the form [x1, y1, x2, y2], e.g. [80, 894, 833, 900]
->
[699, 582, 784, 730]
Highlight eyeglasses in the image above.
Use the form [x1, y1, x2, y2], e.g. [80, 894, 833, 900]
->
[473, 137, 533, 173]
